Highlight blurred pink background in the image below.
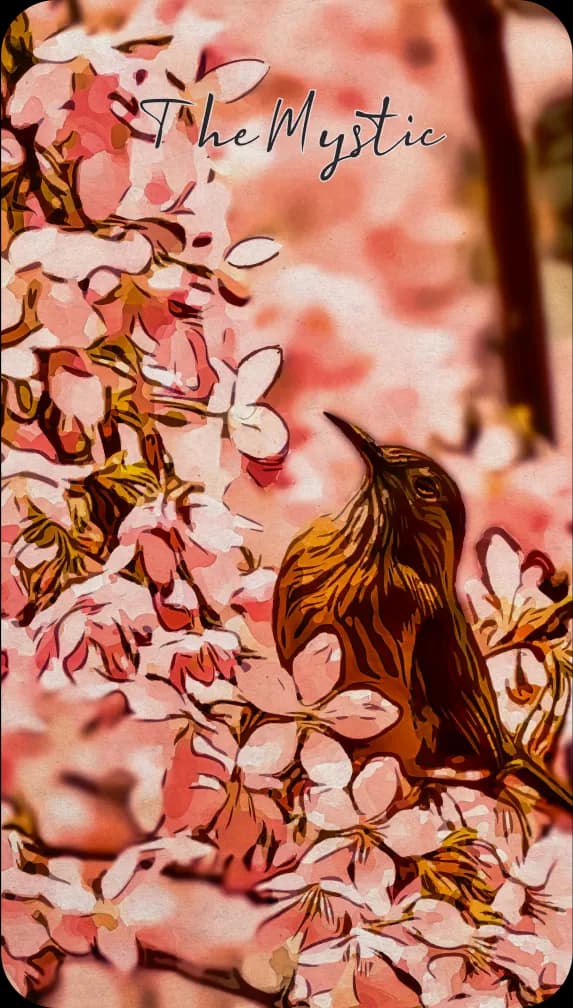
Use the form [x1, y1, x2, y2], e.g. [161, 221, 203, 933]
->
[177, 0, 572, 582]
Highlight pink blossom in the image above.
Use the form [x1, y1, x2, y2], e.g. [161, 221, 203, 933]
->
[162, 713, 290, 888]
[285, 897, 504, 1008]
[490, 826, 573, 998]
[290, 926, 424, 1008]
[230, 566, 277, 622]
[33, 578, 156, 681]
[213, 347, 289, 461]
[466, 528, 567, 643]
[256, 837, 389, 953]
[139, 625, 240, 690]
[235, 633, 400, 757]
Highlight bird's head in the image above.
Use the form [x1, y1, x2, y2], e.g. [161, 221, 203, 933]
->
[324, 412, 466, 592]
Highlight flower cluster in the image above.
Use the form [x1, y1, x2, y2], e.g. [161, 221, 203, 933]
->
[1, 3, 571, 1008]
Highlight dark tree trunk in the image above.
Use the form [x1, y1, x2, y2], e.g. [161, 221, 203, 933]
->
[446, 0, 554, 441]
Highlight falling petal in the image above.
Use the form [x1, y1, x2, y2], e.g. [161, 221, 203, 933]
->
[225, 236, 281, 269]
[234, 346, 283, 405]
[199, 59, 270, 103]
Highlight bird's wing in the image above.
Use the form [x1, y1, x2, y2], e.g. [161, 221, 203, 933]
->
[410, 602, 512, 770]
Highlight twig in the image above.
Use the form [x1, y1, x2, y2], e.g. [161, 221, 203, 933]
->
[138, 943, 281, 1006]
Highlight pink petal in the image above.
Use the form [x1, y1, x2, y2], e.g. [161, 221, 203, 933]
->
[50, 371, 105, 427]
[424, 955, 467, 1003]
[2, 901, 57, 958]
[235, 658, 299, 714]
[355, 953, 421, 1008]
[186, 778, 227, 832]
[97, 922, 139, 973]
[352, 757, 404, 820]
[139, 531, 177, 587]
[300, 731, 352, 787]
[292, 632, 342, 706]
[380, 807, 445, 858]
[101, 848, 139, 901]
[238, 721, 298, 776]
[230, 567, 276, 622]
[353, 846, 395, 917]
[410, 899, 475, 949]
[491, 879, 524, 925]
[478, 528, 522, 602]
[154, 580, 199, 632]
[303, 785, 357, 831]
[318, 689, 400, 738]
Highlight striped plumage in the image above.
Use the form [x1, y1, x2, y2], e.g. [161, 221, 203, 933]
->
[273, 414, 572, 809]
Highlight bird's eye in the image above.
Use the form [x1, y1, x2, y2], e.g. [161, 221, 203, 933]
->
[413, 475, 440, 501]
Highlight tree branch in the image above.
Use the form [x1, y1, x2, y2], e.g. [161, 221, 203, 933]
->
[445, 0, 554, 440]
[138, 943, 281, 1006]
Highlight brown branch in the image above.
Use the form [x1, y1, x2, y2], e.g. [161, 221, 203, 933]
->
[445, 0, 554, 441]
[138, 943, 282, 1006]
[475, 596, 573, 659]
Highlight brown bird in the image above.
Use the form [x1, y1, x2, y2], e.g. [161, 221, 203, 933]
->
[273, 412, 572, 809]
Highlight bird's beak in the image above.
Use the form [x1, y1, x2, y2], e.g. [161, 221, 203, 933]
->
[324, 412, 383, 470]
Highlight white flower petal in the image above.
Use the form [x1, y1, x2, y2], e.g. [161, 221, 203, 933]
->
[9, 228, 151, 280]
[200, 60, 269, 103]
[234, 347, 283, 405]
[230, 404, 288, 459]
[481, 529, 522, 602]
[101, 848, 140, 901]
[225, 236, 281, 269]
[1, 347, 38, 381]
[148, 265, 185, 290]
[1, 284, 21, 331]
